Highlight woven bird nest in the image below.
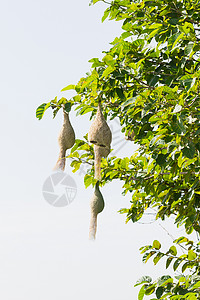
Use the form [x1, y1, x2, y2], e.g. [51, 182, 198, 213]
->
[88, 102, 112, 148]
[54, 109, 75, 171]
[89, 181, 105, 240]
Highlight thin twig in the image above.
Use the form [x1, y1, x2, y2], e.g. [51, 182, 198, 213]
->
[102, 0, 111, 4]
[159, 223, 187, 253]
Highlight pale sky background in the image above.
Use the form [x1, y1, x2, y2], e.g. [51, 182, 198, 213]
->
[0, 1, 193, 299]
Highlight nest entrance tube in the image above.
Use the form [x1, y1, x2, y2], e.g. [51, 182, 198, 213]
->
[94, 145, 110, 180]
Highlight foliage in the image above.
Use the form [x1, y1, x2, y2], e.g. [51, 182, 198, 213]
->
[136, 237, 200, 299]
[36, 0, 200, 298]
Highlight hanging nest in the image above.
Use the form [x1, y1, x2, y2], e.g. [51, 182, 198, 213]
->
[54, 109, 75, 171]
[88, 102, 112, 180]
[89, 181, 105, 240]
[93, 145, 110, 180]
[125, 129, 135, 141]
[88, 102, 112, 148]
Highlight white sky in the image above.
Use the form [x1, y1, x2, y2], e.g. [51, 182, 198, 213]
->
[0, 1, 192, 299]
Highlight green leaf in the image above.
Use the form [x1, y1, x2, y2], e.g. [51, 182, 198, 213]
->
[72, 161, 81, 173]
[135, 276, 152, 287]
[122, 97, 137, 107]
[79, 106, 94, 115]
[153, 240, 161, 250]
[173, 259, 182, 271]
[180, 74, 193, 81]
[102, 8, 110, 22]
[145, 284, 156, 295]
[142, 251, 156, 263]
[174, 237, 189, 244]
[64, 102, 71, 112]
[171, 118, 186, 135]
[182, 262, 192, 272]
[132, 39, 145, 48]
[169, 246, 177, 256]
[156, 154, 167, 166]
[70, 139, 85, 153]
[185, 43, 193, 56]
[166, 257, 173, 269]
[184, 78, 196, 91]
[192, 281, 200, 289]
[188, 250, 197, 261]
[101, 65, 115, 78]
[61, 84, 75, 92]
[172, 32, 184, 49]
[148, 28, 160, 40]
[36, 103, 50, 120]
[53, 107, 60, 119]
[158, 276, 172, 286]
[89, 57, 104, 68]
[84, 175, 93, 188]
[153, 253, 164, 265]
[169, 18, 179, 25]
[121, 31, 132, 39]
[138, 285, 145, 300]
[116, 87, 125, 100]
[148, 75, 159, 87]
[109, 170, 119, 179]
[156, 287, 164, 299]
[182, 144, 195, 159]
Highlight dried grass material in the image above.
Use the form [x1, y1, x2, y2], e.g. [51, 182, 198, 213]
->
[125, 129, 135, 141]
[88, 102, 112, 148]
[54, 110, 75, 171]
[94, 145, 110, 180]
[94, 144, 110, 158]
[89, 181, 105, 240]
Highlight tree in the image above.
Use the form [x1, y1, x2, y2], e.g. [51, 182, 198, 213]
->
[36, 0, 200, 298]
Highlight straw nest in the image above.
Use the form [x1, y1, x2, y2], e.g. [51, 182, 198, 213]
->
[89, 181, 105, 240]
[88, 102, 112, 148]
[125, 129, 135, 141]
[54, 110, 75, 171]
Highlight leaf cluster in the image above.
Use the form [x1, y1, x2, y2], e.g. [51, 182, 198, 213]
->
[36, 0, 200, 298]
